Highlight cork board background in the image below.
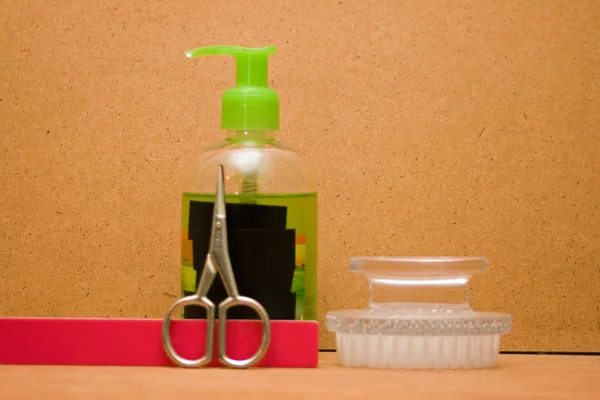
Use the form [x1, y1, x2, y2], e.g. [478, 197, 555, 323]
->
[1, 0, 599, 352]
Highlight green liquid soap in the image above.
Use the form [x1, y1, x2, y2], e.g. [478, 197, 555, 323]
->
[181, 192, 318, 321]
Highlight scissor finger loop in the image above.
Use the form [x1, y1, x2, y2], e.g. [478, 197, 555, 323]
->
[217, 296, 272, 368]
[162, 296, 215, 368]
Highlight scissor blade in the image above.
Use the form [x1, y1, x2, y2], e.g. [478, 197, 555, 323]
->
[209, 165, 240, 298]
[209, 164, 230, 257]
[214, 165, 226, 219]
[195, 253, 219, 297]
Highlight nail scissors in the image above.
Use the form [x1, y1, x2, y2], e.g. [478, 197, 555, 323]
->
[162, 164, 271, 368]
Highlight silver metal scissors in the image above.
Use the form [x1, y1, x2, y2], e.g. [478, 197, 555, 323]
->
[162, 164, 271, 368]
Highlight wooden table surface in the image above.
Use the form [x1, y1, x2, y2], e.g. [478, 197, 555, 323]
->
[1, 352, 598, 399]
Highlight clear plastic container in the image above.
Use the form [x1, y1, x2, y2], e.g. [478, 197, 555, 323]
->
[326, 256, 512, 369]
[179, 45, 318, 321]
[182, 130, 316, 194]
[180, 131, 318, 321]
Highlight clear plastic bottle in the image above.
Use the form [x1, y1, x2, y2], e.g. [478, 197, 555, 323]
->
[180, 46, 318, 321]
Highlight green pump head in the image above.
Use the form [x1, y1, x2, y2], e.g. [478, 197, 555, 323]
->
[186, 45, 279, 131]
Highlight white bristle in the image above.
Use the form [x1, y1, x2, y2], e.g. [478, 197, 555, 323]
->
[335, 333, 500, 370]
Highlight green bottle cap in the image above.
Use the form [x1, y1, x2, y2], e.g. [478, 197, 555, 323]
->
[185, 45, 279, 131]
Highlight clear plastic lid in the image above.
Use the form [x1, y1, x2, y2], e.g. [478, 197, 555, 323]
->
[326, 256, 512, 336]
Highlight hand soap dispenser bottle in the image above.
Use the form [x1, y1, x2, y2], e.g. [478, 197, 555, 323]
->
[180, 45, 318, 321]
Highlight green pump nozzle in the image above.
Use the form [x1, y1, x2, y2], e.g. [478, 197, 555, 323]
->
[185, 45, 279, 131]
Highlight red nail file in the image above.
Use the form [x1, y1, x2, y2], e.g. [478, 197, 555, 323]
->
[0, 318, 319, 368]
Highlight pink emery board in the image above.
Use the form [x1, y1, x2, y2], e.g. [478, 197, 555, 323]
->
[0, 318, 319, 368]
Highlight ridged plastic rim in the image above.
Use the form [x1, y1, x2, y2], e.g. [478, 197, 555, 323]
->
[326, 309, 512, 336]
